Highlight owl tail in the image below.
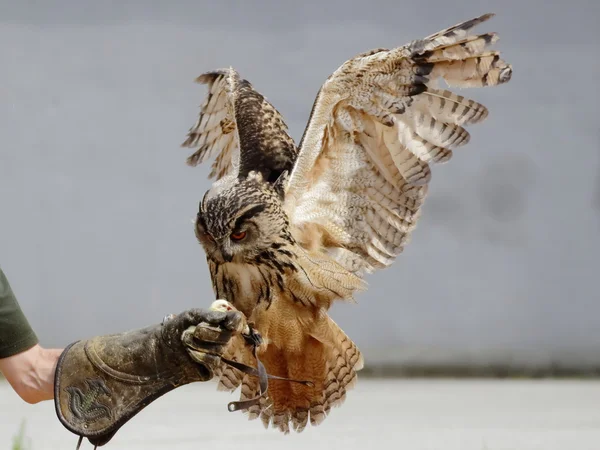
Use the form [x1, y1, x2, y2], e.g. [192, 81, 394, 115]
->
[235, 313, 363, 433]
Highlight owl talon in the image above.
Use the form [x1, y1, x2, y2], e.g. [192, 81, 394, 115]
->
[243, 326, 264, 347]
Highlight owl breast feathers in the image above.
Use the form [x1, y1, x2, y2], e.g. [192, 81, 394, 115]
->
[179, 13, 512, 433]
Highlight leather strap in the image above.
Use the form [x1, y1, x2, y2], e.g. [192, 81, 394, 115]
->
[223, 328, 314, 413]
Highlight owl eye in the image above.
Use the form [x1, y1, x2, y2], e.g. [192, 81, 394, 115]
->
[230, 231, 247, 241]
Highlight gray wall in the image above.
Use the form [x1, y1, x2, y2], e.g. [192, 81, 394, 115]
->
[1, 0, 599, 370]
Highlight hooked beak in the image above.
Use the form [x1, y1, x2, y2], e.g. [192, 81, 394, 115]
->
[220, 241, 234, 263]
[221, 249, 234, 263]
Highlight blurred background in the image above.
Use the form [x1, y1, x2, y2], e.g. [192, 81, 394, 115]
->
[1, 0, 599, 378]
[2, 1, 600, 449]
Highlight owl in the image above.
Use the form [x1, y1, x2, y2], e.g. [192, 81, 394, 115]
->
[180, 13, 512, 433]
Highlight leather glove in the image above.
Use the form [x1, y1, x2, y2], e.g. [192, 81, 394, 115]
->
[53, 308, 243, 448]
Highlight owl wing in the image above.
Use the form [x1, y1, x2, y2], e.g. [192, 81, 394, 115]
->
[181, 68, 298, 183]
[284, 13, 512, 277]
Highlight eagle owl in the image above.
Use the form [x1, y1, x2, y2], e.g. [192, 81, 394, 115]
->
[180, 13, 512, 433]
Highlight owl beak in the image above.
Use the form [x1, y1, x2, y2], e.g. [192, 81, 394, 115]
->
[221, 247, 234, 263]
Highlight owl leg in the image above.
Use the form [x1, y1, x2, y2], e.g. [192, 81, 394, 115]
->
[225, 327, 313, 413]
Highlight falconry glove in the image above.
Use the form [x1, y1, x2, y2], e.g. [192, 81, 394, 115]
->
[53, 308, 243, 448]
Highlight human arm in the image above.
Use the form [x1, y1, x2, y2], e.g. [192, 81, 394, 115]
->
[0, 267, 62, 403]
[0, 344, 63, 403]
[1, 266, 244, 447]
[53, 307, 243, 448]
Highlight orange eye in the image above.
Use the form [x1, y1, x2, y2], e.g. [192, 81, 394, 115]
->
[230, 231, 247, 241]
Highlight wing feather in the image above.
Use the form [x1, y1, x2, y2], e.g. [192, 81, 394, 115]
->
[181, 68, 298, 183]
[285, 13, 512, 278]
[182, 70, 239, 180]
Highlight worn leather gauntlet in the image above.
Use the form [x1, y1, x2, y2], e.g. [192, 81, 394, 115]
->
[53, 308, 243, 448]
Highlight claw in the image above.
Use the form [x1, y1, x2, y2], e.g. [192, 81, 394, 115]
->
[243, 325, 264, 347]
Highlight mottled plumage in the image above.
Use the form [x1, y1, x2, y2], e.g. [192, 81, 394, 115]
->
[180, 13, 512, 433]
[182, 69, 297, 182]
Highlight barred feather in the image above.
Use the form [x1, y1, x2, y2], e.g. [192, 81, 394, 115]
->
[182, 71, 238, 179]
[187, 12, 512, 435]
[181, 68, 297, 182]
[285, 12, 512, 277]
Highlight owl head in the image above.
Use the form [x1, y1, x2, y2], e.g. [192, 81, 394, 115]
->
[195, 171, 290, 264]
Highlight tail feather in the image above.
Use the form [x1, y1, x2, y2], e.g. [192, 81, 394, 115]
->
[259, 396, 274, 429]
[239, 373, 273, 422]
[257, 344, 295, 433]
[291, 408, 309, 432]
[288, 336, 323, 431]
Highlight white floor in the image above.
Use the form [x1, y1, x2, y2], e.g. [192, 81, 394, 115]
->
[1, 378, 599, 450]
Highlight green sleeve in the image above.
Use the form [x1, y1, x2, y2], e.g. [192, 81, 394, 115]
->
[0, 267, 39, 359]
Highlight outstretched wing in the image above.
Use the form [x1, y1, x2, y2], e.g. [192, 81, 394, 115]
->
[181, 70, 239, 180]
[181, 68, 298, 183]
[284, 13, 512, 277]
